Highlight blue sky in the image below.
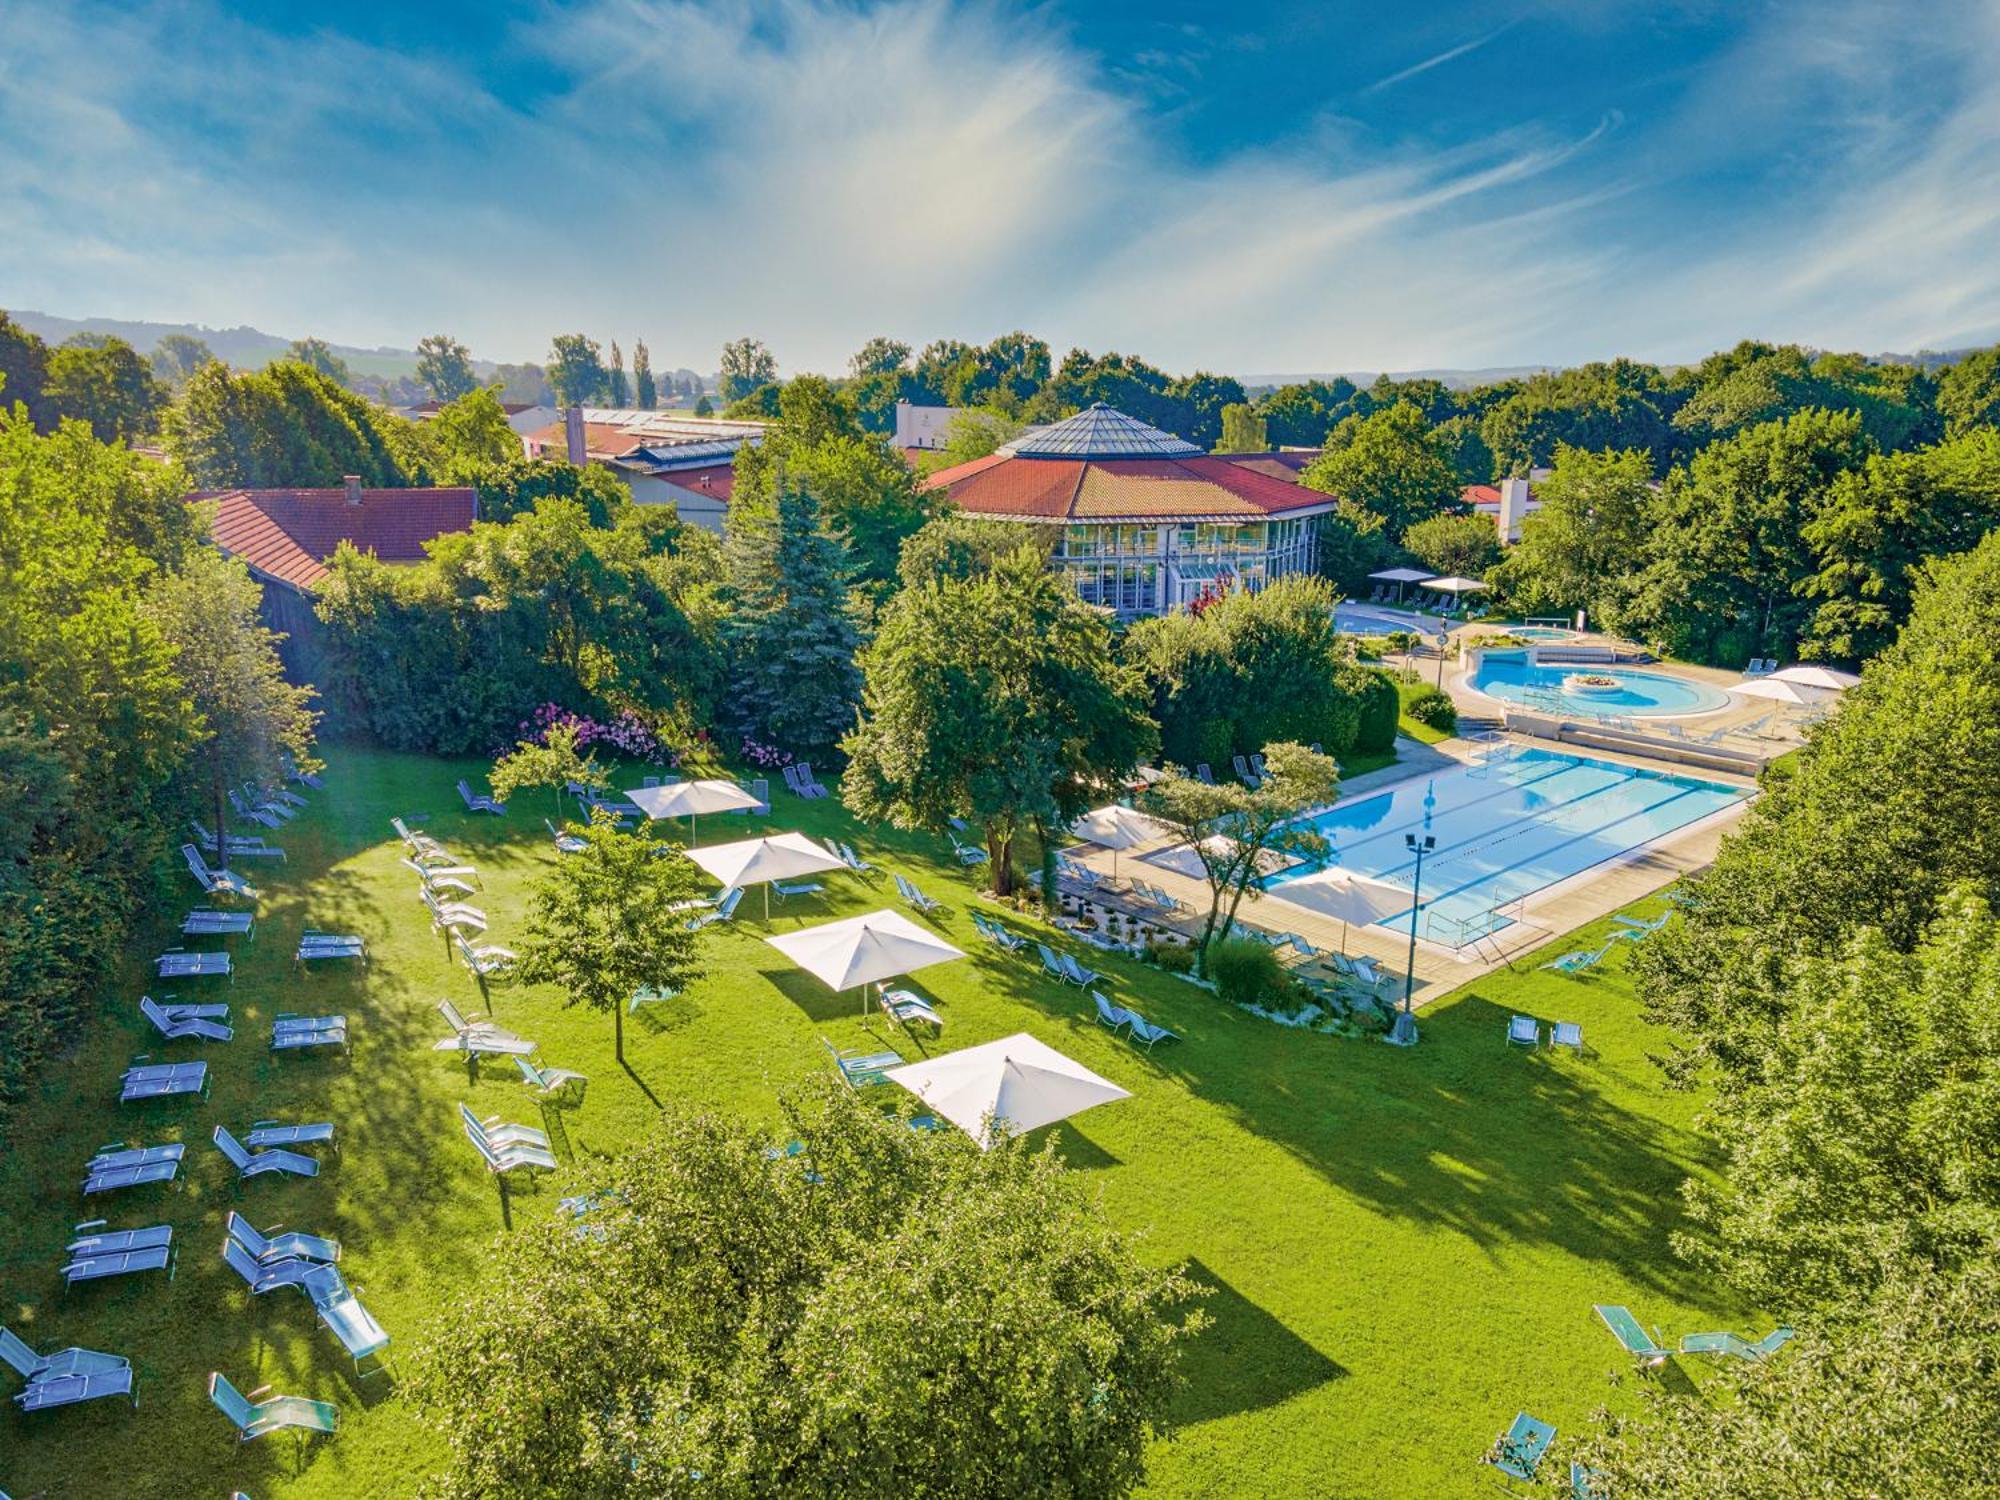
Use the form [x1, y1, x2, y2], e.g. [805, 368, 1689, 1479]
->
[3, 0, 1998, 376]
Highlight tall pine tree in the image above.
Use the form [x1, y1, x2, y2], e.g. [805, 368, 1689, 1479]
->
[723, 481, 862, 757]
[632, 340, 656, 409]
[608, 341, 630, 407]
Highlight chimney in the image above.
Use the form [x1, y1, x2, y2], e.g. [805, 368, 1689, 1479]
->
[343, 475, 363, 507]
[565, 406, 587, 466]
[1496, 476, 1531, 544]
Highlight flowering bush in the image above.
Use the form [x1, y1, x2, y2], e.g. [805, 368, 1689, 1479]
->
[513, 704, 676, 765]
[739, 737, 794, 770]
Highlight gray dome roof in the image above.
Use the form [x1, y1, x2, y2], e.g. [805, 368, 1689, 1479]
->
[996, 403, 1202, 459]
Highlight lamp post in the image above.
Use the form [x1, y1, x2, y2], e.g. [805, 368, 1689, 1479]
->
[1388, 784, 1436, 1048]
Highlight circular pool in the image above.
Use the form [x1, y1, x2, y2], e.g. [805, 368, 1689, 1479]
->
[1470, 649, 1730, 718]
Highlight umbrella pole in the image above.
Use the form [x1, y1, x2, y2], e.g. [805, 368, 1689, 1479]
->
[764, 884, 771, 922]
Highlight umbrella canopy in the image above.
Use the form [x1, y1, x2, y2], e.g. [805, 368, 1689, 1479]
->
[1423, 575, 1490, 594]
[1368, 567, 1434, 584]
[884, 1032, 1130, 1149]
[765, 908, 966, 994]
[1070, 804, 1171, 874]
[1273, 866, 1409, 927]
[626, 779, 763, 821]
[1728, 677, 1833, 706]
[1768, 664, 1861, 691]
[689, 832, 848, 916]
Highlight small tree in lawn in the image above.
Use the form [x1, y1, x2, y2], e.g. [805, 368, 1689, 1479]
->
[515, 810, 708, 1067]
[488, 722, 606, 814]
[1140, 742, 1339, 976]
[406, 1075, 1209, 1498]
[144, 548, 319, 860]
[843, 547, 1155, 896]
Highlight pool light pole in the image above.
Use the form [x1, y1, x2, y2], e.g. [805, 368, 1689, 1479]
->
[1389, 784, 1436, 1048]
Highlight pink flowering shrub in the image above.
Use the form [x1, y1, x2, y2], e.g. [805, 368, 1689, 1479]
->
[739, 737, 793, 770]
[512, 704, 677, 765]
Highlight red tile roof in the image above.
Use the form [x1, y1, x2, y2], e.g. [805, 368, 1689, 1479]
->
[651, 462, 736, 500]
[521, 421, 648, 460]
[923, 452, 1335, 522]
[1462, 483, 1502, 508]
[193, 486, 478, 591]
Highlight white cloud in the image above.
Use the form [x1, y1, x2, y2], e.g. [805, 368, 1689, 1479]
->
[3, 0, 1998, 374]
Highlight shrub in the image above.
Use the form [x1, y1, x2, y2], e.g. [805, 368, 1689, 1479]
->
[1402, 685, 1458, 733]
[1207, 937, 1293, 1009]
[1145, 938, 1196, 974]
[1349, 667, 1400, 754]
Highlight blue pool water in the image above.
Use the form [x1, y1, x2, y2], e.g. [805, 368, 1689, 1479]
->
[1471, 649, 1730, 717]
[1507, 626, 1576, 641]
[1261, 748, 1749, 944]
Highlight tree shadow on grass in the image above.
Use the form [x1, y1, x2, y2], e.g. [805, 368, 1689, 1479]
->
[1169, 1258, 1348, 1426]
[1162, 992, 1721, 1301]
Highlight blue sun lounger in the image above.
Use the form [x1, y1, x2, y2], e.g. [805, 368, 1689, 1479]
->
[208, 1371, 335, 1442]
[120, 1058, 209, 1104]
[213, 1125, 319, 1185]
[2, 1327, 135, 1412]
[1679, 1326, 1795, 1359]
[244, 1120, 336, 1152]
[61, 1221, 176, 1290]
[82, 1143, 185, 1196]
[820, 1036, 901, 1089]
[272, 1014, 348, 1051]
[1486, 1411, 1557, 1483]
[1594, 1303, 1670, 1367]
[895, 874, 942, 913]
[139, 994, 232, 1044]
[226, 1212, 341, 1266]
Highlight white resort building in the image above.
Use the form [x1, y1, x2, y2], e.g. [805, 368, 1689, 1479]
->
[920, 404, 1336, 618]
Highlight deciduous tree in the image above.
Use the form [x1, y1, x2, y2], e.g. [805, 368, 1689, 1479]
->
[286, 336, 351, 386]
[1300, 401, 1460, 540]
[718, 337, 777, 404]
[415, 334, 478, 402]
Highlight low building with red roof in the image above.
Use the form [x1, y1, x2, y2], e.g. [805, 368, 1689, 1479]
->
[920, 404, 1337, 617]
[192, 477, 478, 594]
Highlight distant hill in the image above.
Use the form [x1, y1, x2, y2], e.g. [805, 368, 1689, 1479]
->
[1241, 366, 1558, 392]
[3, 309, 453, 380]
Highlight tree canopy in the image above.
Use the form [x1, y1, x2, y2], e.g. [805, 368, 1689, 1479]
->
[164, 359, 429, 488]
[405, 1078, 1208, 1499]
[1299, 401, 1461, 541]
[415, 334, 478, 402]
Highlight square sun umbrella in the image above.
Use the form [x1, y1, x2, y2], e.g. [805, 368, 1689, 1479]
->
[1767, 664, 1862, 691]
[1368, 566, 1434, 604]
[765, 908, 967, 1016]
[883, 1032, 1131, 1149]
[625, 778, 764, 846]
[1422, 575, 1490, 597]
[1728, 677, 1835, 706]
[1069, 804, 1171, 880]
[1266, 865, 1410, 953]
[688, 831, 850, 919]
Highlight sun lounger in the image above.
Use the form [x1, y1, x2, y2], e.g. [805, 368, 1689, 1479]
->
[287, 759, 323, 790]
[1612, 910, 1672, 936]
[404, 856, 480, 897]
[795, 762, 830, 798]
[139, 994, 232, 1043]
[837, 841, 877, 873]
[271, 1014, 348, 1051]
[879, 986, 943, 1031]
[1233, 755, 1260, 786]
[316, 1288, 391, 1374]
[296, 931, 366, 965]
[458, 1104, 557, 1172]
[1594, 1304, 1669, 1368]
[1035, 942, 1069, 983]
[545, 817, 588, 855]
[686, 886, 743, 930]
[515, 1054, 587, 1099]
[182, 908, 255, 941]
[392, 816, 454, 856]
[895, 874, 942, 913]
[433, 998, 536, 1056]
[2, 1327, 132, 1389]
[191, 820, 286, 860]
[182, 843, 260, 900]
[154, 949, 232, 982]
[736, 778, 770, 815]
[82, 1144, 184, 1196]
[208, 1371, 335, 1442]
[213, 1125, 319, 1184]
[1506, 1015, 1541, 1048]
[1679, 1327, 1795, 1360]
[1551, 1021, 1584, 1054]
[120, 1058, 209, 1103]
[1486, 1411, 1557, 1483]
[974, 912, 1028, 951]
[819, 1036, 901, 1089]
[455, 934, 518, 976]
[1538, 932, 1633, 973]
[61, 1232, 176, 1289]
[1194, 763, 1214, 784]
[1093, 991, 1134, 1030]
[457, 778, 505, 814]
[65, 1220, 172, 1260]
[948, 832, 988, 866]
[421, 887, 488, 933]
[226, 1212, 340, 1266]
[1124, 1011, 1179, 1051]
[1060, 952, 1103, 987]
[629, 983, 678, 1013]
[772, 878, 824, 900]
[14, 1364, 136, 1413]
[244, 1120, 336, 1152]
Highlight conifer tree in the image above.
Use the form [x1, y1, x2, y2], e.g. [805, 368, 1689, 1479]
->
[632, 339, 655, 409]
[608, 341, 630, 407]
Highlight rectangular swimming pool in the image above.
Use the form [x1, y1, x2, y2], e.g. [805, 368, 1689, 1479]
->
[1258, 748, 1750, 945]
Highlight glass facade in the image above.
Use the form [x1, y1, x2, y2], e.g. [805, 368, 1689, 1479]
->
[1050, 513, 1323, 619]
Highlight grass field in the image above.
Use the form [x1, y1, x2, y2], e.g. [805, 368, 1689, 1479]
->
[0, 747, 1747, 1499]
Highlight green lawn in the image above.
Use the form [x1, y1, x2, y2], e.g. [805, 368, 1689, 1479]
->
[0, 747, 1746, 1498]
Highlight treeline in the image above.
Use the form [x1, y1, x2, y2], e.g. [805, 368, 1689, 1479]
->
[1568, 532, 2000, 1493]
[0, 410, 311, 1131]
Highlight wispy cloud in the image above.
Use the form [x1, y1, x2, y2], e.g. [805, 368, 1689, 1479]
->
[1363, 24, 1515, 95]
[2, 0, 1997, 374]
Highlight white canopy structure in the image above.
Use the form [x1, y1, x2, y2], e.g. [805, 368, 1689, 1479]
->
[1367, 566, 1434, 604]
[1768, 664, 1861, 691]
[1728, 677, 1833, 706]
[625, 779, 763, 844]
[1070, 804, 1171, 877]
[765, 908, 966, 1011]
[688, 832, 848, 918]
[883, 1032, 1131, 1149]
[1423, 575, 1490, 595]
[1271, 866, 1410, 948]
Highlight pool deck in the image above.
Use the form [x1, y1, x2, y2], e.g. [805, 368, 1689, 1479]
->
[1066, 732, 1758, 1009]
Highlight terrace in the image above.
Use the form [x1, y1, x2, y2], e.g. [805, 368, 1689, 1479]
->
[0, 746, 1755, 1497]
